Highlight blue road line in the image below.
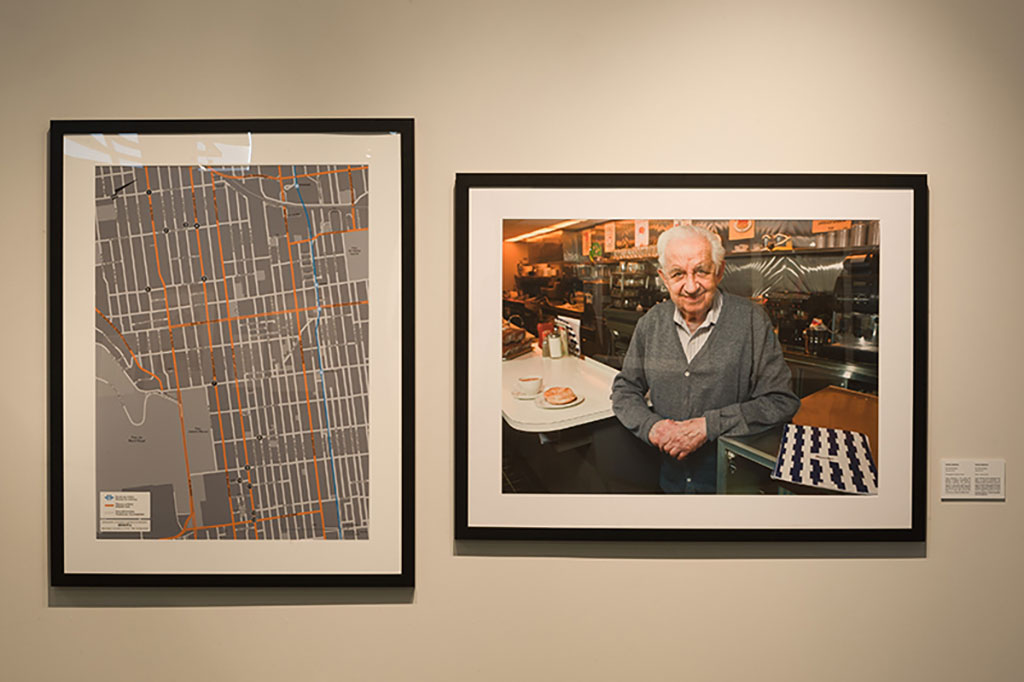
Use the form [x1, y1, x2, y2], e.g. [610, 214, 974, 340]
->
[292, 166, 343, 538]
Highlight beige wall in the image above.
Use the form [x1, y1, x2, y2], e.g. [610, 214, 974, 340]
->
[2, 1, 1023, 680]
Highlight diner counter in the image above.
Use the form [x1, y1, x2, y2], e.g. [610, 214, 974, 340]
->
[502, 348, 618, 433]
[543, 302, 585, 316]
[782, 348, 878, 383]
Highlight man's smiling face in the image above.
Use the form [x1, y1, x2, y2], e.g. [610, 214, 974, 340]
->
[658, 235, 724, 326]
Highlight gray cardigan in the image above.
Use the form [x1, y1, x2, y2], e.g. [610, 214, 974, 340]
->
[611, 294, 800, 451]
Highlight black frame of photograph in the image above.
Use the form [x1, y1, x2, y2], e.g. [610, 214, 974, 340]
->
[49, 118, 415, 586]
[455, 173, 927, 542]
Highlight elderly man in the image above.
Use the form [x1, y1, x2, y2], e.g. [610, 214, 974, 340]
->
[611, 224, 800, 493]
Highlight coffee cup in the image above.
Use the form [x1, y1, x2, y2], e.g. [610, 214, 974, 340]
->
[516, 376, 542, 396]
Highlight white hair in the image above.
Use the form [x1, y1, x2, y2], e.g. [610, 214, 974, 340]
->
[656, 224, 725, 270]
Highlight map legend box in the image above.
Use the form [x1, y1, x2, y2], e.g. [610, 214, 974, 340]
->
[99, 491, 151, 518]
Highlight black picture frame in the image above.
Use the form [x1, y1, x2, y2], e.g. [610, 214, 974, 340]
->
[455, 173, 926, 542]
[50, 119, 414, 586]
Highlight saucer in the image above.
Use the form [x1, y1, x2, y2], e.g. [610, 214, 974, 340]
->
[511, 388, 542, 400]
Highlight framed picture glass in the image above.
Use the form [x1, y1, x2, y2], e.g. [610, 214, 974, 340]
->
[455, 173, 926, 541]
[50, 119, 414, 585]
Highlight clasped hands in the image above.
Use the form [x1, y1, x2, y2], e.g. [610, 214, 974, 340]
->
[648, 417, 707, 460]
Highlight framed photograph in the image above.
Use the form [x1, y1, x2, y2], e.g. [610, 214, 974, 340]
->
[455, 173, 926, 541]
[50, 119, 414, 586]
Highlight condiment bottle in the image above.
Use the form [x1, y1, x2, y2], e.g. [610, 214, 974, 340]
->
[549, 330, 563, 358]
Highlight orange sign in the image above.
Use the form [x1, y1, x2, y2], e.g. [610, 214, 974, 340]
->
[729, 219, 755, 241]
[604, 222, 616, 253]
[582, 229, 592, 255]
[812, 220, 852, 234]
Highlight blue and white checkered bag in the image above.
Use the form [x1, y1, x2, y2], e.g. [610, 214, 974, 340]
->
[771, 424, 878, 495]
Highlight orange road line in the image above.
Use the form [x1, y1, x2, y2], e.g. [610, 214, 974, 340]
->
[171, 305, 314, 329]
[95, 308, 165, 391]
[191, 166, 238, 540]
[210, 174, 260, 540]
[254, 509, 319, 526]
[160, 512, 195, 539]
[279, 165, 327, 539]
[175, 520, 235, 533]
[288, 226, 367, 247]
[144, 167, 197, 539]
[207, 166, 367, 182]
[179, 509, 319, 534]
[168, 300, 368, 330]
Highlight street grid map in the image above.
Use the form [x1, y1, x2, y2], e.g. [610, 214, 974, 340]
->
[94, 164, 371, 540]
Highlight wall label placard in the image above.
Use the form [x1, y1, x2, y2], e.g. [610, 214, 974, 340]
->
[941, 459, 1005, 500]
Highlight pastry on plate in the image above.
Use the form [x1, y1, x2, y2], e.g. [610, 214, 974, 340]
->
[543, 386, 577, 405]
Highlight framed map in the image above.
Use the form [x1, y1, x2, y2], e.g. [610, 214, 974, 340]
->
[49, 119, 414, 586]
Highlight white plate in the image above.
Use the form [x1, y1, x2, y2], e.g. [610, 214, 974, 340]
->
[534, 394, 586, 410]
[511, 388, 543, 400]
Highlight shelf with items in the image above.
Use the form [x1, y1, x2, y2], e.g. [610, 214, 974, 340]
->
[725, 244, 879, 259]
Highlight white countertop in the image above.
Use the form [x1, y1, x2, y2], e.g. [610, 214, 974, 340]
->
[502, 348, 619, 433]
